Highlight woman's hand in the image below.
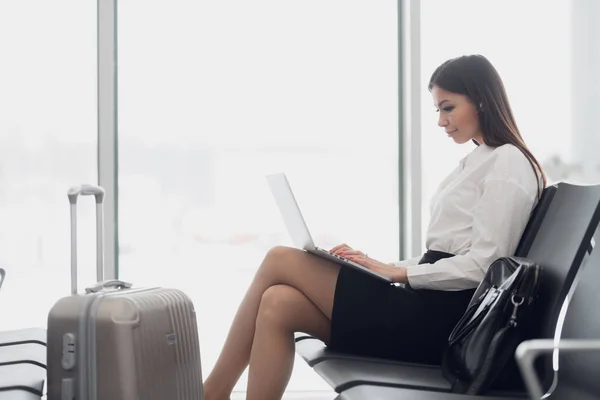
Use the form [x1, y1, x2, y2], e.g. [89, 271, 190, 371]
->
[329, 243, 408, 284]
[330, 243, 364, 257]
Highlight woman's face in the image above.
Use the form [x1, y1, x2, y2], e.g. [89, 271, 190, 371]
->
[431, 85, 483, 145]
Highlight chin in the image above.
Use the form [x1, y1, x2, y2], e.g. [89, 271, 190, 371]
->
[453, 137, 470, 144]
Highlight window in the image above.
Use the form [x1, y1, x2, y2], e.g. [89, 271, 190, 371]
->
[117, 0, 399, 392]
[0, 1, 97, 328]
[419, 0, 598, 250]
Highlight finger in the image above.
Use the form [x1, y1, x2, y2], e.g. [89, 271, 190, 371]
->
[332, 246, 354, 255]
[329, 243, 351, 253]
[337, 247, 357, 256]
[329, 244, 342, 253]
[339, 249, 364, 257]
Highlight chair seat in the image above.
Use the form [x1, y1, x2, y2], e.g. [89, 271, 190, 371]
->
[336, 385, 526, 400]
[0, 329, 46, 347]
[314, 358, 450, 393]
[294, 332, 313, 342]
[0, 363, 46, 396]
[296, 337, 356, 367]
[296, 337, 437, 368]
[0, 344, 46, 368]
[0, 390, 42, 400]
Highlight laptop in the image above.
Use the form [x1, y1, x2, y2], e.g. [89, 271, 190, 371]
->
[266, 173, 392, 283]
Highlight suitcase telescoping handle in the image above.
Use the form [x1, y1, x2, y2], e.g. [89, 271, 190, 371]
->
[68, 184, 106, 295]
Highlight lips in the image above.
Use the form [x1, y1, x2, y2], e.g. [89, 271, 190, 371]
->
[446, 129, 457, 136]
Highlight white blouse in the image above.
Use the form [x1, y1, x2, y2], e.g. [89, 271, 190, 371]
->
[393, 143, 541, 291]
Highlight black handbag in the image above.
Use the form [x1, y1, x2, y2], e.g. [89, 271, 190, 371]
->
[441, 256, 542, 394]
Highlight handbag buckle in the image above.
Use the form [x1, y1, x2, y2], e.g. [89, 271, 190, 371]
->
[509, 295, 525, 327]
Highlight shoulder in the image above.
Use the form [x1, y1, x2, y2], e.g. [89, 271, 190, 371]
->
[490, 143, 528, 164]
[486, 144, 541, 194]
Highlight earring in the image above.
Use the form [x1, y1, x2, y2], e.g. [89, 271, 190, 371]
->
[479, 102, 484, 112]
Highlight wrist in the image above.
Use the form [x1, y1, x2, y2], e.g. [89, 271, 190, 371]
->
[393, 267, 408, 284]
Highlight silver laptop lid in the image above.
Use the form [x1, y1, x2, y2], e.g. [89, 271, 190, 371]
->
[266, 173, 316, 251]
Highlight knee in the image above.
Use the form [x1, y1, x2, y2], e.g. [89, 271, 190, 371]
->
[257, 285, 298, 329]
[258, 245, 298, 276]
[264, 245, 296, 262]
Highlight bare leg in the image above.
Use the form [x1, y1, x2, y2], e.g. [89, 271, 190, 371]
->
[203, 246, 340, 400]
[246, 284, 332, 400]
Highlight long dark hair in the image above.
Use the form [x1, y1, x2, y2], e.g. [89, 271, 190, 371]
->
[428, 54, 546, 196]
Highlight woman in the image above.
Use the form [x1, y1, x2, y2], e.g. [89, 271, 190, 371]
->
[203, 54, 546, 400]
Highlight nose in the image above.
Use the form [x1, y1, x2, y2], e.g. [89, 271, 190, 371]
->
[437, 113, 448, 127]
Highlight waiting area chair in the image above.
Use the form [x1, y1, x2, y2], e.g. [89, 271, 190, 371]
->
[296, 182, 600, 399]
[338, 225, 600, 399]
[0, 270, 47, 399]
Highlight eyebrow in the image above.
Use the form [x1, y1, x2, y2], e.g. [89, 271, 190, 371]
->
[435, 99, 450, 108]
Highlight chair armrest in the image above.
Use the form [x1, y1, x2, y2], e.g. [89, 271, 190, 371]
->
[515, 338, 600, 399]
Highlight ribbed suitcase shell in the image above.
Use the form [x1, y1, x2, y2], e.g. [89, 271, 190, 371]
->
[47, 286, 203, 400]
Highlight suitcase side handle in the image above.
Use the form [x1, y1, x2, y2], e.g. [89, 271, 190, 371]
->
[85, 279, 133, 294]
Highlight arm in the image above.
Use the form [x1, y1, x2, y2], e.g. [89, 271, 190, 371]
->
[406, 177, 537, 290]
[389, 255, 422, 268]
[515, 339, 600, 399]
[329, 244, 414, 283]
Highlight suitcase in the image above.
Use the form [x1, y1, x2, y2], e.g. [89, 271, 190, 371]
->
[47, 184, 204, 400]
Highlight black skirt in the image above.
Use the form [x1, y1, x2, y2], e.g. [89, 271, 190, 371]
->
[329, 250, 475, 365]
